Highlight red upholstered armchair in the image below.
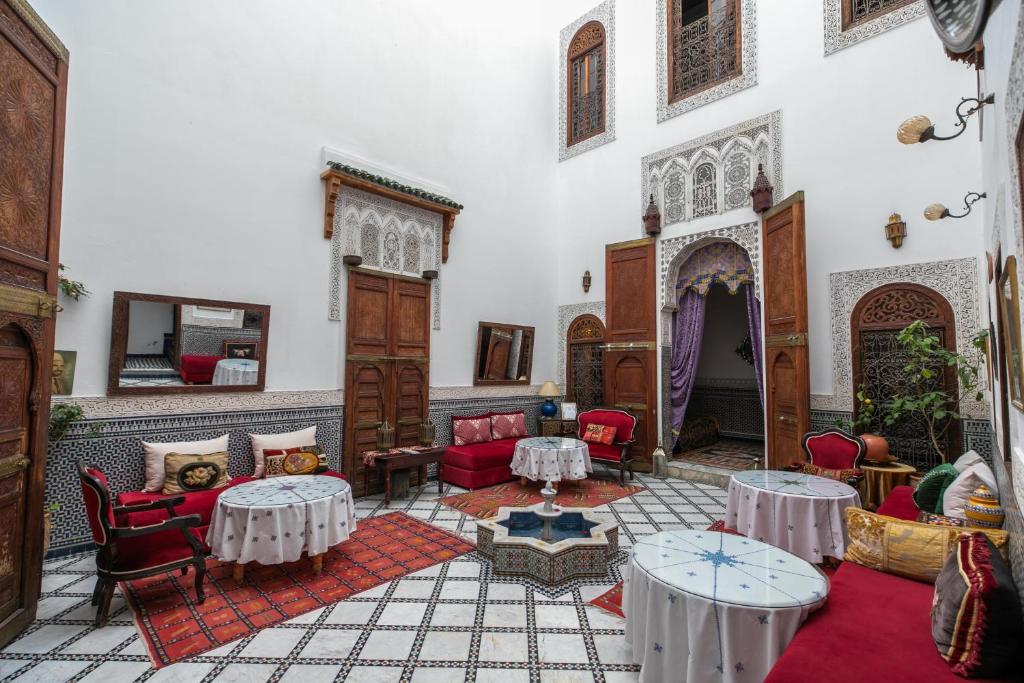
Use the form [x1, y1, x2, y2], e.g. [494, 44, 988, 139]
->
[577, 408, 637, 484]
[789, 428, 867, 488]
[77, 461, 208, 627]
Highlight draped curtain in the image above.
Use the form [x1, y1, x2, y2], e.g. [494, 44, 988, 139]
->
[745, 283, 764, 407]
[670, 290, 706, 435]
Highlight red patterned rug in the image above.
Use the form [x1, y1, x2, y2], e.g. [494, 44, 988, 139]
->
[121, 512, 474, 667]
[440, 478, 644, 520]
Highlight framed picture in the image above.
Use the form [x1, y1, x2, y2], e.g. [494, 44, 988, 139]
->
[997, 256, 1024, 411]
[560, 402, 578, 420]
[223, 340, 259, 360]
[52, 350, 77, 396]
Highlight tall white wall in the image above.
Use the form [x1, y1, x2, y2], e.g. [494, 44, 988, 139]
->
[125, 301, 173, 355]
[35, 0, 559, 396]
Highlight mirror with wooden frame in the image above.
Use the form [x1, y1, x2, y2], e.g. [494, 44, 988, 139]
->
[108, 292, 270, 394]
[474, 322, 535, 385]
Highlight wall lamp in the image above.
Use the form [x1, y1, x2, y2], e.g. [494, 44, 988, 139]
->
[924, 191, 987, 221]
[897, 94, 995, 144]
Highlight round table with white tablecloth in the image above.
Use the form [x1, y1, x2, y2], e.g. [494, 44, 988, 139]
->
[207, 475, 356, 580]
[212, 358, 259, 385]
[624, 530, 829, 683]
[725, 470, 861, 564]
[510, 436, 592, 485]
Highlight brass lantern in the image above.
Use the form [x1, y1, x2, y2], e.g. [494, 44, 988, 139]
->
[643, 194, 662, 236]
[885, 213, 907, 248]
[376, 420, 395, 451]
[750, 164, 774, 214]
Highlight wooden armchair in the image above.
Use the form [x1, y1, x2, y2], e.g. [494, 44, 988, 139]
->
[577, 408, 637, 485]
[77, 461, 209, 627]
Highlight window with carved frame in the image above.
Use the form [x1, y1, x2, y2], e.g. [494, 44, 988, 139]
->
[566, 314, 605, 410]
[841, 0, 916, 31]
[567, 21, 606, 147]
[667, 0, 742, 104]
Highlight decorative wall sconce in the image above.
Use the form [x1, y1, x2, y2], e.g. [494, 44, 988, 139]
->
[582, 270, 592, 293]
[884, 213, 907, 248]
[897, 94, 994, 144]
[643, 194, 662, 236]
[376, 419, 395, 451]
[343, 254, 363, 266]
[422, 269, 438, 280]
[750, 164, 774, 214]
[924, 191, 987, 221]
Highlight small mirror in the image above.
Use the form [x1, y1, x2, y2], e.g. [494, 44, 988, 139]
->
[109, 292, 270, 394]
[474, 322, 534, 385]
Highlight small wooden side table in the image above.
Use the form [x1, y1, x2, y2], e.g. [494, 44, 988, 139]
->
[861, 461, 917, 510]
[363, 447, 445, 505]
[539, 417, 578, 438]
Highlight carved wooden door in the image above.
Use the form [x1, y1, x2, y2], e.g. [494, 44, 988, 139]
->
[762, 193, 809, 469]
[0, 0, 67, 647]
[604, 239, 657, 466]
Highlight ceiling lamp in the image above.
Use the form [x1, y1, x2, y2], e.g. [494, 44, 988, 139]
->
[897, 94, 994, 144]
[924, 192, 987, 221]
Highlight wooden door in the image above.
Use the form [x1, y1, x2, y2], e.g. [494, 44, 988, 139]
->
[604, 239, 658, 467]
[762, 193, 810, 469]
[391, 279, 430, 485]
[0, 0, 66, 648]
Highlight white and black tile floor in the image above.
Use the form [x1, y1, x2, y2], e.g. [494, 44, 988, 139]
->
[2, 474, 727, 682]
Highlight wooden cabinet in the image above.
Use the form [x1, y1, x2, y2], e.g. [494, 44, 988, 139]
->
[343, 270, 431, 496]
[539, 418, 578, 437]
[0, 0, 67, 648]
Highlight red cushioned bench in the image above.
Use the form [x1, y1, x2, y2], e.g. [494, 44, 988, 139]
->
[179, 354, 222, 384]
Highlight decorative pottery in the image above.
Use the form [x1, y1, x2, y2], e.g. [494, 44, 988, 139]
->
[963, 484, 1005, 529]
[861, 434, 895, 464]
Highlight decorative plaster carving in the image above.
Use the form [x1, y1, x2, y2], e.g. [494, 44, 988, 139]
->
[559, 0, 616, 162]
[557, 302, 606, 385]
[641, 111, 783, 234]
[1006, 8, 1024, 261]
[328, 187, 443, 330]
[429, 385, 552, 401]
[823, 0, 926, 56]
[52, 390, 344, 420]
[655, 0, 758, 122]
[818, 257, 987, 418]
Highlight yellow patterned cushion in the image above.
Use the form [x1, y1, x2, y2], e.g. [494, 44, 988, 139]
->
[844, 507, 1008, 583]
[162, 452, 230, 494]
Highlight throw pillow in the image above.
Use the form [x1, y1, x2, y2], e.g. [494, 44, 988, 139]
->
[583, 423, 616, 445]
[952, 449, 984, 472]
[913, 463, 960, 514]
[942, 461, 998, 520]
[843, 507, 1008, 583]
[932, 533, 1023, 678]
[250, 426, 317, 478]
[264, 444, 327, 477]
[142, 434, 229, 492]
[916, 511, 968, 527]
[490, 411, 528, 440]
[162, 451, 230, 494]
[452, 415, 492, 446]
[798, 463, 858, 482]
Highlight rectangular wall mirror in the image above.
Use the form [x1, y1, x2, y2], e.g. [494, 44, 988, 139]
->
[474, 322, 535, 385]
[108, 292, 270, 394]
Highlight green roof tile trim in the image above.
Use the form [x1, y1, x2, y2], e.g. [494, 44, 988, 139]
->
[326, 162, 464, 210]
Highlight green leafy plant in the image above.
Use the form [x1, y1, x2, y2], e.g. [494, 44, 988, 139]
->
[833, 383, 876, 434]
[48, 403, 84, 443]
[882, 321, 987, 463]
[57, 263, 89, 301]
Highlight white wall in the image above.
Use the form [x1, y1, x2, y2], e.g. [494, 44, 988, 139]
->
[36, 0, 559, 396]
[125, 301, 173, 355]
[695, 284, 754, 381]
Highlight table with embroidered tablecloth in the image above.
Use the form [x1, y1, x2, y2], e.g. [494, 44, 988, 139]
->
[510, 436, 592, 486]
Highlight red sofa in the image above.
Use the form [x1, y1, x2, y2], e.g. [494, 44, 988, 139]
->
[442, 411, 529, 490]
[179, 354, 222, 384]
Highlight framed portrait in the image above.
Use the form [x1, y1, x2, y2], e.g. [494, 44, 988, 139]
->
[223, 340, 259, 360]
[560, 402, 578, 420]
[997, 256, 1024, 411]
[52, 350, 77, 396]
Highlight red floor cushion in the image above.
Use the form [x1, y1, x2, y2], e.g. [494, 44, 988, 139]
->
[877, 484, 921, 521]
[586, 442, 623, 462]
[444, 439, 518, 470]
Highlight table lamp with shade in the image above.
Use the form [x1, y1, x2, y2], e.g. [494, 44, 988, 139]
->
[538, 381, 560, 417]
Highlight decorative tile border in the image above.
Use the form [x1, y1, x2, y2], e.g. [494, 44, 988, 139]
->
[557, 301, 606, 385]
[559, 0, 616, 161]
[429, 385, 549, 401]
[689, 380, 764, 439]
[823, 0, 925, 56]
[655, 0, 758, 122]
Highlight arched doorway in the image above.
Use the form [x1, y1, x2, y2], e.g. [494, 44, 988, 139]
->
[851, 283, 959, 470]
[565, 314, 605, 410]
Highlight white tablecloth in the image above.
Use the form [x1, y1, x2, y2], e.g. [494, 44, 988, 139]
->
[624, 530, 828, 683]
[510, 436, 592, 482]
[207, 475, 356, 565]
[213, 358, 259, 385]
[725, 470, 861, 563]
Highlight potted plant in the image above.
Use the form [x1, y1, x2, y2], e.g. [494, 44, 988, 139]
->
[834, 384, 892, 463]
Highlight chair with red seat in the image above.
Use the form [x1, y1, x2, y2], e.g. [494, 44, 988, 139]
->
[77, 461, 208, 627]
[577, 408, 638, 485]
[789, 428, 867, 488]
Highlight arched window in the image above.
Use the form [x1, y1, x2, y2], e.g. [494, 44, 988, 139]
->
[567, 21, 606, 147]
[382, 231, 400, 271]
[723, 149, 751, 211]
[566, 314, 606, 410]
[668, 0, 741, 103]
[664, 170, 685, 224]
[360, 223, 380, 267]
[692, 162, 717, 218]
[842, 0, 915, 31]
[403, 232, 420, 274]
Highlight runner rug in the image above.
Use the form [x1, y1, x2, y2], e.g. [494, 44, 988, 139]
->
[440, 478, 644, 520]
[121, 511, 474, 667]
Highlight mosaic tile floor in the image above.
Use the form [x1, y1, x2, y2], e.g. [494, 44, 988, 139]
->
[2, 474, 727, 683]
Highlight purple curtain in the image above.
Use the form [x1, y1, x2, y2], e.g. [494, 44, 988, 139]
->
[670, 290, 706, 435]
[745, 283, 764, 407]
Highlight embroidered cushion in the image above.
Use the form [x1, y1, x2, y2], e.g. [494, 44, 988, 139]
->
[913, 463, 960, 515]
[932, 533, 1023, 677]
[490, 411, 528, 440]
[250, 426, 317, 478]
[452, 415, 492, 446]
[162, 452, 230, 494]
[141, 434, 229, 492]
[798, 463, 859, 482]
[583, 423, 616, 446]
[264, 445, 327, 477]
[916, 511, 968, 527]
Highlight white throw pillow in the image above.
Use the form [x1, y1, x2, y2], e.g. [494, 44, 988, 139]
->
[942, 461, 998, 519]
[141, 434, 230, 492]
[952, 450, 983, 472]
[249, 426, 317, 478]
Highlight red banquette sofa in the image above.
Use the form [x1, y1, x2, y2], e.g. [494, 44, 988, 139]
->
[179, 355, 222, 384]
[442, 411, 527, 490]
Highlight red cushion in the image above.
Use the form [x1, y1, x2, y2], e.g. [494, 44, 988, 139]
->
[876, 484, 921, 521]
[765, 562, 1016, 683]
[452, 415, 493, 446]
[117, 476, 257, 527]
[578, 409, 636, 443]
[179, 355, 222, 383]
[490, 411, 528, 440]
[444, 439, 518, 470]
[586, 442, 623, 462]
[112, 526, 208, 572]
[805, 432, 862, 470]
[582, 423, 617, 445]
